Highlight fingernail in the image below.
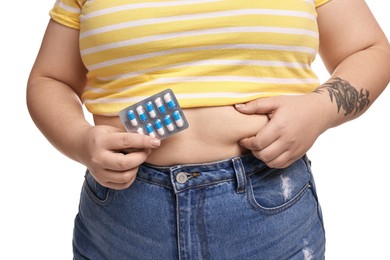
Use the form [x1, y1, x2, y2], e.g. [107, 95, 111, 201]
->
[235, 104, 246, 109]
[151, 138, 161, 147]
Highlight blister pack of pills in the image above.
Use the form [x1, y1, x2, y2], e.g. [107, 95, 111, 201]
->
[119, 89, 189, 140]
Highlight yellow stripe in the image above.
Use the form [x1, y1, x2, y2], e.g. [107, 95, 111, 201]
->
[83, 37, 317, 71]
[315, 0, 332, 7]
[83, 82, 319, 115]
[50, 0, 324, 115]
[80, 14, 318, 49]
[83, 80, 319, 100]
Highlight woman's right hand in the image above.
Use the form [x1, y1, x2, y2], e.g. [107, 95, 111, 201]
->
[76, 125, 161, 190]
[26, 20, 162, 190]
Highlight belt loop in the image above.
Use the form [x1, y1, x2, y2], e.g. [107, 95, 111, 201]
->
[232, 157, 246, 193]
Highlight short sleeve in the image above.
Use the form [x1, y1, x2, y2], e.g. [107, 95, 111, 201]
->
[315, 0, 332, 7]
[49, 0, 82, 29]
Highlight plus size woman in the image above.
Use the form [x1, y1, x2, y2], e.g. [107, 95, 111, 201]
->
[27, 0, 390, 259]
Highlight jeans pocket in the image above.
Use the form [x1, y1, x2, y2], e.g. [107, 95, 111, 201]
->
[83, 170, 112, 206]
[246, 158, 312, 214]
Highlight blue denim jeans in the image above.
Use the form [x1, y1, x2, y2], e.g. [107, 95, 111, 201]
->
[73, 154, 325, 259]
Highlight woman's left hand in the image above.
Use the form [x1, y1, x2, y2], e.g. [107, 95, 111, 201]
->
[235, 93, 332, 168]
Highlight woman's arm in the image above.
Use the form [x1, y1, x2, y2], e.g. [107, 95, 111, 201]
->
[27, 20, 160, 189]
[236, 0, 390, 168]
[27, 20, 89, 160]
[315, 0, 390, 124]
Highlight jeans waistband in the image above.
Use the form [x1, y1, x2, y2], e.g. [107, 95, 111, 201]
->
[139, 154, 269, 194]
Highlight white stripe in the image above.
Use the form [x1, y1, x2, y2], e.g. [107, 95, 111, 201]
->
[56, 0, 81, 14]
[131, 76, 320, 85]
[84, 92, 263, 104]
[97, 59, 310, 82]
[87, 44, 317, 71]
[176, 92, 268, 99]
[176, 92, 303, 99]
[80, 0, 221, 21]
[81, 26, 318, 55]
[85, 96, 147, 104]
[84, 86, 108, 93]
[80, 9, 316, 38]
[85, 76, 319, 94]
[84, 91, 303, 111]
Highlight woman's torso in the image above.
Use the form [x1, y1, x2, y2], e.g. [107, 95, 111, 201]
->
[75, 0, 320, 116]
[75, 0, 321, 165]
[94, 106, 268, 166]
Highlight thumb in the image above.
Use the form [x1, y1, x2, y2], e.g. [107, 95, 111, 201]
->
[238, 136, 257, 150]
[235, 97, 279, 115]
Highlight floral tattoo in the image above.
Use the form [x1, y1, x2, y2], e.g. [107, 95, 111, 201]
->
[314, 77, 370, 116]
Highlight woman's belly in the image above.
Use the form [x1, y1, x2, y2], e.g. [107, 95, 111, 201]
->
[94, 106, 268, 166]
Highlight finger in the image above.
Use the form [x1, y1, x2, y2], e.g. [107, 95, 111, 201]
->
[264, 151, 297, 169]
[235, 97, 279, 115]
[239, 122, 280, 151]
[239, 136, 262, 151]
[98, 168, 137, 184]
[253, 139, 289, 164]
[100, 149, 151, 172]
[104, 168, 139, 190]
[104, 132, 160, 150]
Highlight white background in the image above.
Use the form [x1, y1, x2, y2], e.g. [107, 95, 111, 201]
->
[0, 1, 389, 259]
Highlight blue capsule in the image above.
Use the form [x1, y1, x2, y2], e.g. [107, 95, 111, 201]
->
[146, 101, 156, 118]
[155, 97, 166, 114]
[127, 110, 138, 126]
[163, 115, 175, 132]
[154, 119, 165, 136]
[164, 93, 176, 109]
[136, 105, 147, 122]
[173, 110, 184, 127]
[145, 123, 156, 137]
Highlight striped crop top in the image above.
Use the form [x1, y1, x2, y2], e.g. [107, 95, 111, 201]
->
[50, 0, 331, 116]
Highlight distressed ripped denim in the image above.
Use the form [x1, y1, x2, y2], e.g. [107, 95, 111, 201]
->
[73, 154, 325, 260]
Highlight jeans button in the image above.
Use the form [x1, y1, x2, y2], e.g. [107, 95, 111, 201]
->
[176, 172, 188, 184]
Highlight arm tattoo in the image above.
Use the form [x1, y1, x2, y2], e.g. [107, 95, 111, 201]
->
[313, 77, 370, 116]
